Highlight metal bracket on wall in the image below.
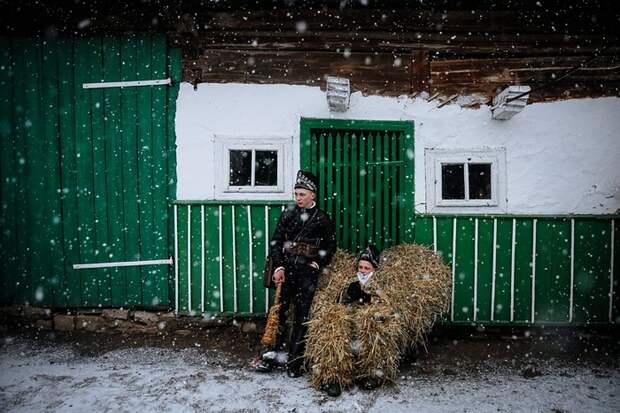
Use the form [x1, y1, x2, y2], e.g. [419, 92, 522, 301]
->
[82, 78, 172, 89]
[73, 257, 174, 270]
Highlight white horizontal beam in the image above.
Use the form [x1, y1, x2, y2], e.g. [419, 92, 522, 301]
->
[73, 258, 173, 270]
[82, 78, 171, 89]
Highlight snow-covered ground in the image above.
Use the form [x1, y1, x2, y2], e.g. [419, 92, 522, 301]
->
[1, 336, 618, 413]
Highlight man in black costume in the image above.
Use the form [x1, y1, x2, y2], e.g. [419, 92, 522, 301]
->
[257, 170, 336, 377]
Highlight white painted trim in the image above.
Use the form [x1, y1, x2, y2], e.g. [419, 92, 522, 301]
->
[610, 219, 615, 323]
[432, 216, 437, 253]
[451, 217, 457, 321]
[247, 205, 254, 314]
[213, 135, 293, 201]
[265, 206, 270, 312]
[473, 218, 479, 322]
[232, 205, 238, 313]
[82, 78, 171, 89]
[491, 218, 497, 321]
[201, 205, 205, 313]
[570, 218, 575, 322]
[510, 218, 516, 322]
[187, 206, 192, 313]
[424, 147, 507, 214]
[73, 258, 172, 270]
[218, 205, 224, 312]
[174, 205, 179, 314]
[531, 219, 537, 323]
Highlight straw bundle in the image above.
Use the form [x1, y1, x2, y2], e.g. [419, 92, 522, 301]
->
[305, 244, 451, 389]
[261, 283, 282, 348]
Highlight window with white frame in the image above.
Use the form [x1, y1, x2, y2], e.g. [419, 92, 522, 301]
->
[214, 136, 293, 200]
[425, 148, 507, 213]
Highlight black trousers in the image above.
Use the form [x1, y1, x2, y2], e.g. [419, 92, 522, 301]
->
[274, 259, 319, 370]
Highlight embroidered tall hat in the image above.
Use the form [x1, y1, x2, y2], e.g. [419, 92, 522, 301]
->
[357, 244, 381, 269]
[294, 170, 319, 193]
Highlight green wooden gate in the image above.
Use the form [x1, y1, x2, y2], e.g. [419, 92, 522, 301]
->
[0, 35, 181, 309]
[300, 118, 415, 252]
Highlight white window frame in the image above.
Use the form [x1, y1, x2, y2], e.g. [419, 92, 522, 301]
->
[425, 148, 507, 214]
[214, 135, 293, 201]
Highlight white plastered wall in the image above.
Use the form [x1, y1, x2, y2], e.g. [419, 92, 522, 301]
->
[175, 82, 620, 215]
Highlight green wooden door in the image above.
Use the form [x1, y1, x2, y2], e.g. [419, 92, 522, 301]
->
[0, 35, 181, 309]
[300, 119, 414, 253]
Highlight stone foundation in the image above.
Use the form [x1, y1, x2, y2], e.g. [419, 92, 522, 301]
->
[0, 305, 263, 336]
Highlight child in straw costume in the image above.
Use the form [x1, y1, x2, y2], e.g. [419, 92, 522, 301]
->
[305, 244, 452, 397]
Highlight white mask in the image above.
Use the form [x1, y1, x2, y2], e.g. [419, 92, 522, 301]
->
[357, 271, 373, 286]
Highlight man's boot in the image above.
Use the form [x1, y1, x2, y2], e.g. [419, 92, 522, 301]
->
[323, 382, 342, 397]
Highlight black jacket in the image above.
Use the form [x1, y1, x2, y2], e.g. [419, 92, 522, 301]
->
[340, 280, 373, 305]
[270, 203, 336, 269]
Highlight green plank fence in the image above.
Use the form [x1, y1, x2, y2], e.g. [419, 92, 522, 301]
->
[174, 205, 618, 326]
[173, 202, 285, 315]
[415, 215, 619, 326]
[0, 35, 181, 309]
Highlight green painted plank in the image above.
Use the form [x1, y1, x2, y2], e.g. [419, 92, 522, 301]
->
[350, 132, 358, 251]
[74, 38, 97, 306]
[381, 131, 390, 249]
[148, 34, 169, 308]
[221, 205, 235, 312]
[250, 205, 268, 313]
[435, 216, 454, 322]
[390, 131, 398, 246]
[453, 217, 475, 322]
[402, 124, 415, 243]
[267, 205, 284, 307]
[493, 218, 513, 322]
[136, 35, 155, 307]
[40, 38, 64, 307]
[167, 47, 181, 307]
[334, 132, 342, 247]
[326, 133, 334, 225]
[318, 132, 326, 214]
[358, 132, 367, 247]
[189, 205, 202, 313]
[365, 131, 375, 247]
[23, 39, 44, 306]
[235, 205, 251, 313]
[120, 35, 142, 306]
[374, 132, 382, 251]
[102, 36, 127, 307]
[0, 38, 17, 304]
[204, 205, 221, 313]
[535, 218, 571, 322]
[342, 133, 351, 251]
[88, 37, 113, 307]
[476, 218, 494, 322]
[435, 217, 454, 266]
[299, 119, 311, 170]
[414, 216, 433, 248]
[309, 131, 317, 175]
[401, 131, 410, 243]
[57, 38, 82, 307]
[573, 218, 611, 324]
[301, 118, 419, 133]
[176, 205, 189, 312]
[513, 219, 533, 322]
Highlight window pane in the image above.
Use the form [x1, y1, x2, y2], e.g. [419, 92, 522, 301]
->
[255, 150, 278, 186]
[229, 150, 252, 186]
[469, 163, 492, 199]
[441, 163, 465, 199]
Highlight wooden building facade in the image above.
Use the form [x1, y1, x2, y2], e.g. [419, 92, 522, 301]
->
[0, 0, 619, 326]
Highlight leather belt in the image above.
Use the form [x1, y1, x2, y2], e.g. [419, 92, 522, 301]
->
[283, 242, 320, 258]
